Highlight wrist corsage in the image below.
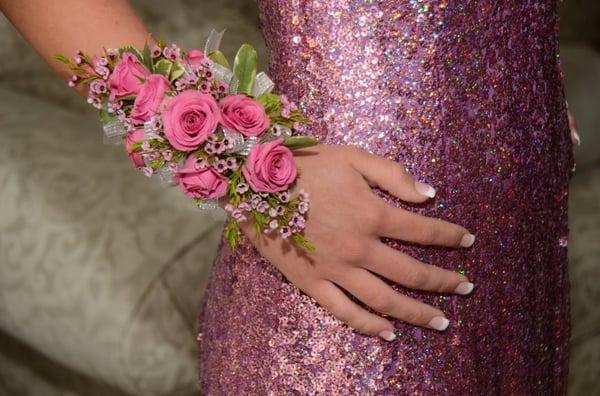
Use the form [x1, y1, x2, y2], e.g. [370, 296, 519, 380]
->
[54, 30, 318, 252]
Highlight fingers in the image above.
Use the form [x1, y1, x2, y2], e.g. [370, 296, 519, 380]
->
[304, 279, 398, 341]
[334, 268, 451, 331]
[347, 147, 436, 203]
[363, 240, 474, 295]
[375, 202, 475, 248]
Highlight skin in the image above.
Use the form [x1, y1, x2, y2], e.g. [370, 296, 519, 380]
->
[1, 0, 475, 341]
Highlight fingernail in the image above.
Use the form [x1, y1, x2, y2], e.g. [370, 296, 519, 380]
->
[414, 181, 436, 198]
[460, 233, 475, 248]
[378, 330, 396, 341]
[454, 282, 474, 295]
[428, 316, 450, 331]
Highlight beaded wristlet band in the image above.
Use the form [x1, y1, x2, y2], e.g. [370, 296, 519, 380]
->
[54, 30, 318, 252]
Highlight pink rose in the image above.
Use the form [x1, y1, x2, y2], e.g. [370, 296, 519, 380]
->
[175, 156, 228, 199]
[242, 138, 297, 193]
[185, 49, 205, 67]
[131, 74, 171, 124]
[162, 91, 220, 151]
[124, 129, 146, 168]
[220, 95, 270, 137]
[108, 53, 150, 100]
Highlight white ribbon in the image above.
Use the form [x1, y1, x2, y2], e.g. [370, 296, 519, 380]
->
[252, 72, 275, 97]
[143, 119, 162, 141]
[197, 200, 219, 210]
[204, 29, 226, 55]
[211, 62, 234, 85]
[222, 128, 257, 156]
[102, 119, 127, 145]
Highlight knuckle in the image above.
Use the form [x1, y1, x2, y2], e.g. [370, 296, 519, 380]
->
[389, 161, 408, 180]
[404, 268, 429, 290]
[403, 308, 429, 326]
[362, 203, 387, 231]
[337, 237, 369, 264]
[328, 301, 354, 323]
[369, 292, 395, 314]
[346, 315, 373, 335]
[418, 225, 440, 245]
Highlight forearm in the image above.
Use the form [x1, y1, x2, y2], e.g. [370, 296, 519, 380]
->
[0, 0, 151, 83]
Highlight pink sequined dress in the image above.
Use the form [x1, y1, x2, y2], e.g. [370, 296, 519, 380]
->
[197, 1, 574, 394]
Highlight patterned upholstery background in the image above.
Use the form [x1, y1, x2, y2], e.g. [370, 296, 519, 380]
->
[0, 1, 598, 395]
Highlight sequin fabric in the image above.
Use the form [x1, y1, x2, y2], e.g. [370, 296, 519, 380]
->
[197, 1, 575, 394]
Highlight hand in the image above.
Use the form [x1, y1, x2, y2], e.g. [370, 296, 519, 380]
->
[237, 144, 475, 341]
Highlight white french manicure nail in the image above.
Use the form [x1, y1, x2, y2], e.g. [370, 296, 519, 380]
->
[378, 330, 396, 341]
[454, 282, 474, 295]
[414, 181, 436, 198]
[428, 316, 450, 331]
[460, 233, 475, 248]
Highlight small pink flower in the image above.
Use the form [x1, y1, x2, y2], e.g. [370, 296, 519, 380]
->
[250, 194, 262, 208]
[108, 53, 150, 100]
[214, 159, 228, 173]
[298, 189, 310, 202]
[87, 95, 102, 109]
[298, 201, 309, 214]
[162, 150, 173, 161]
[131, 74, 171, 124]
[162, 90, 220, 151]
[163, 44, 181, 61]
[289, 212, 305, 230]
[238, 202, 251, 211]
[256, 201, 269, 213]
[225, 158, 237, 170]
[242, 138, 297, 193]
[124, 129, 146, 168]
[231, 209, 247, 222]
[195, 158, 208, 169]
[220, 95, 270, 137]
[151, 45, 162, 58]
[185, 49, 205, 67]
[280, 226, 292, 239]
[174, 156, 228, 199]
[143, 167, 154, 177]
[277, 191, 290, 203]
[90, 79, 108, 95]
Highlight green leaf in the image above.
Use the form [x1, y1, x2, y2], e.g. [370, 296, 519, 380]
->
[233, 44, 258, 95]
[52, 54, 72, 65]
[208, 50, 231, 69]
[118, 95, 137, 102]
[98, 102, 116, 125]
[257, 93, 281, 115]
[157, 34, 166, 49]
[225, 218, 241, 250]
[142, 42, 154, 73]
[129, 141, 142, 152]
[169, 62, 185, 81]
[119, 46, 144, 63]
[155, 59, 173, 77]
[292, 234, 316, 253]
[283, 136, 319, 150]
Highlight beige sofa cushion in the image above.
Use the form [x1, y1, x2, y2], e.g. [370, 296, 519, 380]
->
[0, 86, 224, 395]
